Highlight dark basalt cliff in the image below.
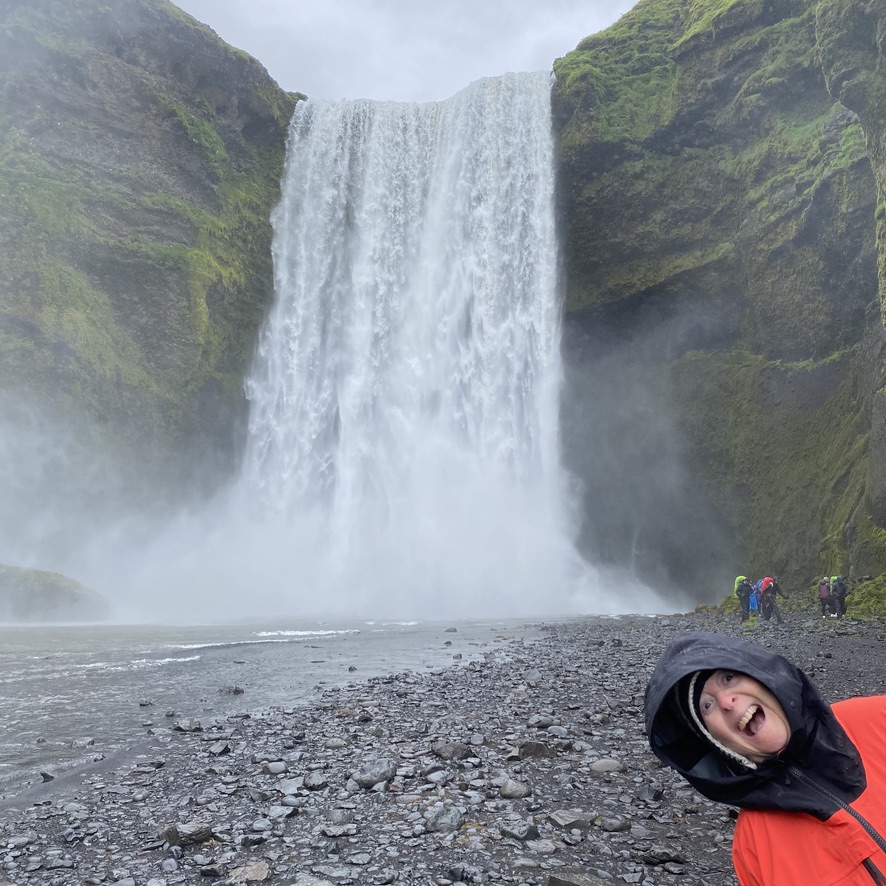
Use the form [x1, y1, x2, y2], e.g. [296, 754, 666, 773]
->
[0, 0, 296, 493]
[3, 0, 886, 607]
[553, 0, 886, 601]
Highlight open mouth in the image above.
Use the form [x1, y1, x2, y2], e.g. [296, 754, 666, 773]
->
[738, 704, 764, 736]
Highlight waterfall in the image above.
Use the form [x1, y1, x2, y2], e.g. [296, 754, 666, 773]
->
[0, 74, 679, 623]
[235, 71, 592, 618]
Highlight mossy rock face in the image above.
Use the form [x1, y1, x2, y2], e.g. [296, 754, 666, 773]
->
[0, 0, 297, 491]
[817, 0, 886, 529]
[553, 0, 884, 600]
[0, 563, 110, 622]
[844, 574, 886, 617]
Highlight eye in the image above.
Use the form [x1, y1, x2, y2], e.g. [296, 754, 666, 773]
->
[721, 671, 736, 684]
[700, 698, 713, 714]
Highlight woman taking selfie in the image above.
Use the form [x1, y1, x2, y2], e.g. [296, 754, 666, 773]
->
[644, 630, 886, 885]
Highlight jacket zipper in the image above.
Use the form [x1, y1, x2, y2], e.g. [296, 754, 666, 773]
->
[864, 859, 886, 886]
[788, 765, 886, 854]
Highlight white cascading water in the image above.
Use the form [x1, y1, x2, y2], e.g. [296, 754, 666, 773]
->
[2, 72, 675, 622]
[237, 72, 594, 618]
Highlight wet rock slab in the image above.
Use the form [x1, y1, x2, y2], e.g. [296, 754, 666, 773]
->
[0, 613, 883, 886]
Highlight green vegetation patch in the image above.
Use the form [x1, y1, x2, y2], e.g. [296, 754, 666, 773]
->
[0, 0, 296, 460]
[848, 573, 886, 617]
[671, 348, 871, 588]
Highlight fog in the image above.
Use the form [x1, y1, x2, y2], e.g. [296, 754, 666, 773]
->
[0, 395, 681, 623]
[560, 292, 738, 604]
[0, 322, 707, 625]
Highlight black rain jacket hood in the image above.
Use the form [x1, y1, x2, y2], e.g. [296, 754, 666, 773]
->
[644, 631, 865, 818]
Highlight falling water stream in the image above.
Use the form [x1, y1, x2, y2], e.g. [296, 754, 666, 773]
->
[233, 72, 593, 618]
[1, 73, 674, 624]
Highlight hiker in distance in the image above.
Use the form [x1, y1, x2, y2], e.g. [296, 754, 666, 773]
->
[734, 575, 753, 622]
[832, 574, 850, 619]
[644, 630, 886, 886]
[819, 575, 833, 617]
[758, 575, 786, 624]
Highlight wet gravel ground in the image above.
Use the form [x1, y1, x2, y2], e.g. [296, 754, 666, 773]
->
[0, 619, 520, 791]
[0, 611, 883, 886]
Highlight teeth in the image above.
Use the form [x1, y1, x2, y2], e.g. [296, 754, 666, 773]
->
[738, 705, 759, 731]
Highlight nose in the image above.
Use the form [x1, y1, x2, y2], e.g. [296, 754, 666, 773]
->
[712, 688, 736, 711]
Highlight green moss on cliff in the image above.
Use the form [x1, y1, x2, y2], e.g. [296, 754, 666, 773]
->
[554, 0, 859, 344]
[554, 0, 879, 597]
[0, 0, 296, 468]
[0, 561, 110, 622]
[2, 146, 192, 422]
[833, 573, 886, 617]
[671, 348, 870, 587]
[817, 0, 886, 337]
[555, 0, 682, 147]
[165, 98, 229, 178]
[676, 0, 770, 48]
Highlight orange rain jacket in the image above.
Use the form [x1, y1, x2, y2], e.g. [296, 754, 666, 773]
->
[733, 695, 886, 886]
[645, 631, 886, 886]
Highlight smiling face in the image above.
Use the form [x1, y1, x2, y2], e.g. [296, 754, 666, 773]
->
[698, 670, 791, 762]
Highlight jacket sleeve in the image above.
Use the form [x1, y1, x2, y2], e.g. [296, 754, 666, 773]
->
[732, 814, 764, 886]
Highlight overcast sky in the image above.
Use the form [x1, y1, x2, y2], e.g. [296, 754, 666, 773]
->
[172, 0, 638, 103]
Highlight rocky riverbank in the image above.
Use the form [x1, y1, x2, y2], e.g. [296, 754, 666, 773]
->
[1, 612, 883, 886]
